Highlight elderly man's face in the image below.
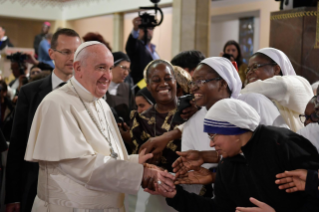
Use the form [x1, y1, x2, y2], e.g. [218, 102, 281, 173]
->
[75, 45, 113, 98]
[209, 134, 241, 158]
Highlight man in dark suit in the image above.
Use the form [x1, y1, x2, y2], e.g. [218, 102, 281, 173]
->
[0, 26, 14, 50]
[5, 28, 81, 212]
[125, 16, 159, 84]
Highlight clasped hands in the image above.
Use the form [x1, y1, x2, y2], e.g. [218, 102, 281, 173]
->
[142, 150, 217, 198]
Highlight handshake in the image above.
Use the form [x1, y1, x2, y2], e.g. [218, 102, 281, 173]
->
[141, 150, 219, 198]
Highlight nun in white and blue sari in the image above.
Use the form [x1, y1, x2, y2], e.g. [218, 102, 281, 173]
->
[166, 99, 319, 212]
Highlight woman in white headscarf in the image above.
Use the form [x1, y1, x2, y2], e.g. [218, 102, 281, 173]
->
[241, 47, 313, 132]
[182, 57, 288, 157]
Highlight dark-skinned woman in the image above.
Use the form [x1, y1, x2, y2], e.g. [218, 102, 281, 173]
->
[241, 47, 313, 132]
[130, 60, 191, 172]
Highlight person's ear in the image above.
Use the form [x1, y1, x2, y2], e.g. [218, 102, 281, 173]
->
[73, 61, 82, 77]
[219, 79, 228, 92]
[49, 48, 54, 60]
[273, 65, 281, 76]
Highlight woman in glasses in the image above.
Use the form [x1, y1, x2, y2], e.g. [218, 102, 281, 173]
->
[241, 47, 313, 132]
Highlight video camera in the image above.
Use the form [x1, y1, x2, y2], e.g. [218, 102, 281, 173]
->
[6, 52, 28, 63]
[138, 0, 164, 44]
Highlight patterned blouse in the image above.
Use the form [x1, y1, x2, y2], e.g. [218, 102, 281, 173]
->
[130, 105, 181, 172]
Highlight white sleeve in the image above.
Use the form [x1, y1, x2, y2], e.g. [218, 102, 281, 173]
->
[57, 154, 143, 195]
[176, 123, 185, 133]
[238, 93, 289, 128]
[241, 76, 313, 114]
[128, 154, 139, 163]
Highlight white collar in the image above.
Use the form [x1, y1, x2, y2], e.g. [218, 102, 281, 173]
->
[0, 36, 7, 42]
[108, 81, 120, 96]
[71, 76, 99, 102]
[51, 70, 66, 90]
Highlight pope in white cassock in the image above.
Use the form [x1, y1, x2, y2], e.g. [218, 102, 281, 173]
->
[24, 41, 175, 212]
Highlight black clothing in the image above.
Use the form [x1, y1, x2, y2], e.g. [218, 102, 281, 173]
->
[1, 96, 15, 141]
[5, 75, 52, 212]
[0, 37, 13, 50]
[125, 34, 153, 84]
[166, 125, 319, 212]
[106, 83, 135, 111]
[33, 34, 45, 55]
[306, 170, 319, 198]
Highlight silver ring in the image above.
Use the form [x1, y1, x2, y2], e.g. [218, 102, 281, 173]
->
[157, 180, 162, 185]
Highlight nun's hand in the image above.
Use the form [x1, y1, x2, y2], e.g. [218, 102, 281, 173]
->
[172, 150, 204, 177]
[174, 167, 215, 185]
[275, 169, 307, 193]
[145, 182, 177, 199]
[236, 198, 275, 212]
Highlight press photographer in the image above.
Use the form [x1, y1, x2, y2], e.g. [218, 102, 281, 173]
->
[7, 52, 29, 98]
[125, 0, 163, 85]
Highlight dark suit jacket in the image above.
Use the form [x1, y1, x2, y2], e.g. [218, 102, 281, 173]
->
[0, 38, 14, 50]
[106, 83, 134, 110]
[125, 34, 154, 84]
[5, 75, 52, 212]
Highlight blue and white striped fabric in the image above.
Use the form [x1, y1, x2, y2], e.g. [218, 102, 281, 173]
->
[204, 119, 249, 135]
[204, 99, 260, 135]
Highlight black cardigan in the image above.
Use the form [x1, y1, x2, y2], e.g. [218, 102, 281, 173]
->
[167, 125, 319, 212]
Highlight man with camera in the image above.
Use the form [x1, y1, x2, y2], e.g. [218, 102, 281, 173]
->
[125, 16, 159, 84]
[5, 28, 81, 212]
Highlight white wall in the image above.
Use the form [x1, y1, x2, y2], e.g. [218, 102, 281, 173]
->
[209, 12, 260, 57]
[210, 19, 239, 57]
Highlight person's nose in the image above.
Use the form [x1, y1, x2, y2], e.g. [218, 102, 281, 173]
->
[210, 140, 215, 147]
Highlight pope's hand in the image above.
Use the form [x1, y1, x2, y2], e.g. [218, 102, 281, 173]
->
[144, 182, 177, 199]
[275, 169, 307, 193]
[174, 167, 215, 185]
[142, 163, 175, 192]
[172, 150, 204, 177]
[236, 197, 275, 212]
[138, 148, 153, 164]
[6, 203, 20, 212]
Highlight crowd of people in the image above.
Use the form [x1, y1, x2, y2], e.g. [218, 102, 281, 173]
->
[0, 15, 318, 212]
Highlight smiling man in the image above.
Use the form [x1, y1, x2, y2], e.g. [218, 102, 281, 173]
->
[23, 41, 175, 212]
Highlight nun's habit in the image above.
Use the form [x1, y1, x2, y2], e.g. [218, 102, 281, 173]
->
[241, 47, 313, 132]
[167, 99, 319, 212]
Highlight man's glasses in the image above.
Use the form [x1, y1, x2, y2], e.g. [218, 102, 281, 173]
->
[189, 77, 221, 88]
[299, 113, 319, 123]
[53, 49, 76, 56]
[245, 63, 277, 75]
[118, 65, 130, 73]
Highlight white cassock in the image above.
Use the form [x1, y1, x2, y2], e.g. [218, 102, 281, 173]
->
[25, 77, 143, 212]
[241, 75, 313, 132]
